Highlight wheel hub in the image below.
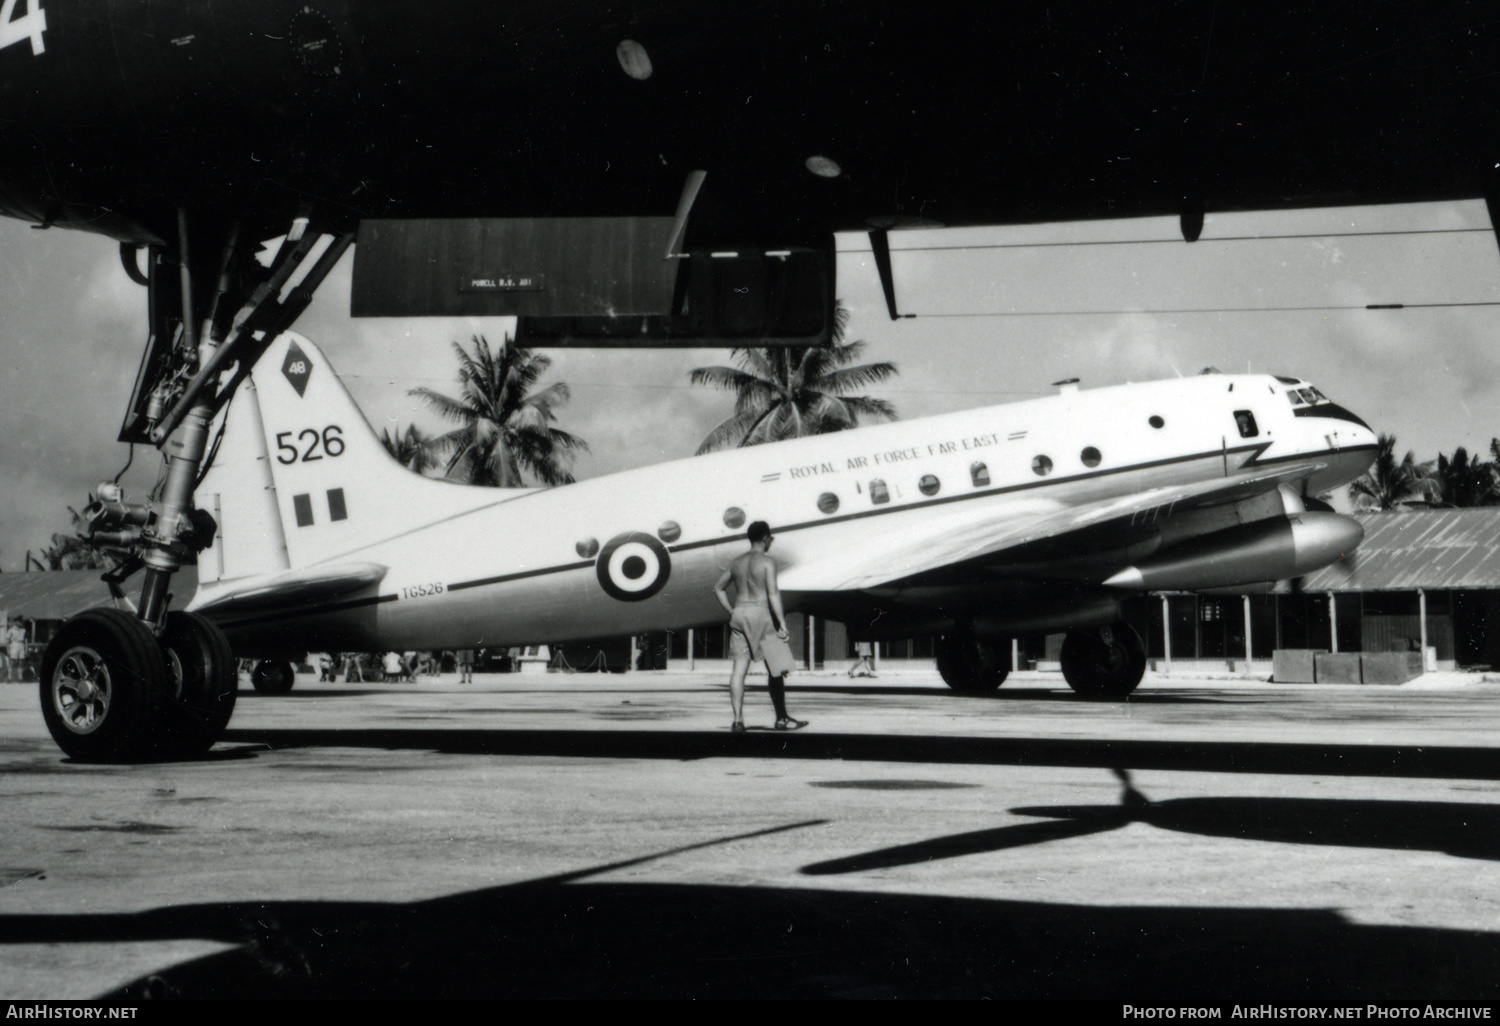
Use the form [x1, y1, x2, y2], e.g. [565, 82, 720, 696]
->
[53, 647, 112, 734]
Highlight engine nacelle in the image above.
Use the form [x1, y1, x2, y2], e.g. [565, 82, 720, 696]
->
[1101, 512, 1363, 592]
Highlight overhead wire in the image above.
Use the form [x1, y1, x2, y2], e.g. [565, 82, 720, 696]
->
[337, 373, 1047, 397]
[916, 300, 1500, 318]
[845, 226, 1500, 317]
[839, 225, 1497, 254]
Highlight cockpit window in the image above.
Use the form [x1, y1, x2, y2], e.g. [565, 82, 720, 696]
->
[1296, 387, 1320, 405]
[1233, 410, 1259, 438]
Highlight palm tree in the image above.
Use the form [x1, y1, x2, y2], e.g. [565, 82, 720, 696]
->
[379, 423, 437, 475]
[410, 334, 587, 487]
[688, 305, 897, 453]
[1432, 446, 1500, 507]
[1348, 434, 1436, 510]
[41, 534, 110, 570]
[41, 504, 130, 570]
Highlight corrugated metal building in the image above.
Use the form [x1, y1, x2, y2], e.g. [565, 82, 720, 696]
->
[1293, 508, 1500, 669]
[0, 567, 198, 642]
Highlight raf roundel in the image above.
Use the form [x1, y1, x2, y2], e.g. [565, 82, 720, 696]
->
[595, 532, 672, 602]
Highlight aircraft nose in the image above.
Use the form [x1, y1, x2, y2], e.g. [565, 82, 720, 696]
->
[1306, 404, 1379, 493]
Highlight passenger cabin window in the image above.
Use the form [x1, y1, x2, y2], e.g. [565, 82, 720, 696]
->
[918, 474, 940, 496]
[869, 479, 890, 504]
[1080, 447, 1102, 468]
[1233, 410, 1259, 438]
[970, 461, 990, 487]
[1149, 415, 1165, 429]
[817, 492, 840, 514]
[1031, 455, 1053, 476]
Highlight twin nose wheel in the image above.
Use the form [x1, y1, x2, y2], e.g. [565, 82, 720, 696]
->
[39, 608, 238, 762]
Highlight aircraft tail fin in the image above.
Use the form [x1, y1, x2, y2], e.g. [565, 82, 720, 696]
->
[223, 331, 522, 570]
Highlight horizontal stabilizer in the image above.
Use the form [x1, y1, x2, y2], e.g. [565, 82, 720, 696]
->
[191, 563, 387, 618]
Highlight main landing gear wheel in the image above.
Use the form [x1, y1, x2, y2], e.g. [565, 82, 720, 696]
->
[39, 608, 168, 762]
[157, 611, 238, 757]
[1060, 623, 1147, 699]
[936, 635, 1010, 694]
[251, 660, 296, 695]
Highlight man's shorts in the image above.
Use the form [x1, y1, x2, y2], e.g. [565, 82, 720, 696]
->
[728, 605, 797, 677]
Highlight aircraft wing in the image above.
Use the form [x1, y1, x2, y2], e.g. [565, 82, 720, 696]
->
[776, 465, 1323, 593]
[189, 563, 388, 618]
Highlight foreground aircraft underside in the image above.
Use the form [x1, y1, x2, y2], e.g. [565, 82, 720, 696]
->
[0, 2, 1444, 759]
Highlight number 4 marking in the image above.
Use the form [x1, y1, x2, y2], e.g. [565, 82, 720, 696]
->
[0, 0, 46, 56]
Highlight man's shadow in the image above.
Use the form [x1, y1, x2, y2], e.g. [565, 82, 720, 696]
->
[803, 769, 1500, 874]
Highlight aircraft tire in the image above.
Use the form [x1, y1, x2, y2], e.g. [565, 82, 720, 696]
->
[1060, 623, 1147, 699]
[935, 635, 1009, 694]
[156, 611, 238, 757]
[251, 660, 296, 695]
[38, 607, 170, 762]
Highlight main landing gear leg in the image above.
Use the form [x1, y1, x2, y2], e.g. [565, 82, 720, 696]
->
[1059, 622, 1147, 699]
[39, 210, 350, 761]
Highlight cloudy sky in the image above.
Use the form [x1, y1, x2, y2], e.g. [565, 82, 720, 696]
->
[2, 199, 1498, 569]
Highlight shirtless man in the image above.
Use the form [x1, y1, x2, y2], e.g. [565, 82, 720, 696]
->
[713, 521, 807, 733]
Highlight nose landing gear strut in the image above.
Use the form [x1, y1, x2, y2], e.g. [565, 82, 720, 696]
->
[39, 209, 351, 761]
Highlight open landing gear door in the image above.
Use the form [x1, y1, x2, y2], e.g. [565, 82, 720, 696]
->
[351, 216, 834, 348]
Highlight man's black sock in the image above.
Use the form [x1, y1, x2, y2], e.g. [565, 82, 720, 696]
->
[768, 674, 789, 720]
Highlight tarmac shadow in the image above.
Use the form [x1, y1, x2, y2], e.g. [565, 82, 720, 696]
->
[219, 726, 1500, 781]
[5, 817, 1500, 999]
[803, 770, 1500, 874]
[789, 683, 1238, 704]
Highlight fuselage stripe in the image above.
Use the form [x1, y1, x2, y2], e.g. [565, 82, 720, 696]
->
[211, 440, 1375, 632]
[447, 560, 596, 593]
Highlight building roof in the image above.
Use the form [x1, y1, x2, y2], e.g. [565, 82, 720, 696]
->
[1298, 509, 1500, 592]
[0, 567, 198, 621]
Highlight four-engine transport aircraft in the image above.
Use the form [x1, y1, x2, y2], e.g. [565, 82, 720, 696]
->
[0, 3, 1462, 759]
[37, 332, 1377, 760]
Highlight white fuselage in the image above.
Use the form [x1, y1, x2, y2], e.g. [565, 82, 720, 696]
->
[196, 367, 1377, 655]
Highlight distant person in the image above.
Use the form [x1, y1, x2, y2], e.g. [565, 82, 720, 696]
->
[848, 640, 877, 678]
[713, 521, 806, 733]
[341, 652, 365, 683]
[317, 653, 338, 682]
[456, 649, 475, 684]
[382, 651, 404, 682]
[7, 619, 29, 682]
